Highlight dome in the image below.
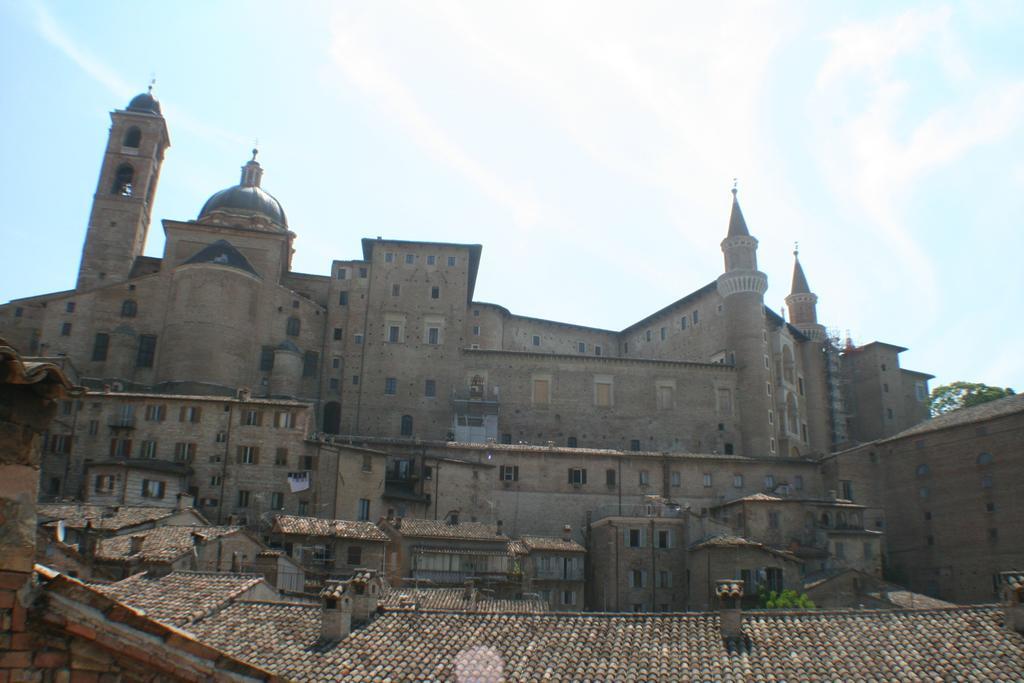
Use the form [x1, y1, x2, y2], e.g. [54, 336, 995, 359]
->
[199, 185, 288, 228]
[126, 91, 161, 115]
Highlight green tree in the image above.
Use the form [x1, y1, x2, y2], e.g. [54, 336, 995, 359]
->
[757, 587, 816, 609]
[929, 382, 1015, 417]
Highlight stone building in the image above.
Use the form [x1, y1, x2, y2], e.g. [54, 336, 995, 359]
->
[269, 514, 390, 580]
[509, 529, 586, 611]
[824, 393, 1024, 603]
[0, 91, 929, 460]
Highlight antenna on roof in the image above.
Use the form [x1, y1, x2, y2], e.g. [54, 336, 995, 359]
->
[148, 74, 156, 94]
[732, 177, 738, 196]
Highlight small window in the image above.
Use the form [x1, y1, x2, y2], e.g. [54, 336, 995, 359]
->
[405, 254, 415, 264]
[237, 490, 251, 508]
[427, 255, 436, 265]
[532, 378, 550, 404]
[769, 511, 780, 528]
[333, 327, 343, 340]
[303, 351, 318, 377]
[703, 473, 712, 487]
[384, 377, 397, 395]
[400, 414, 413, 436]
[660, 327, 666, 341]
[692, 310, 699, 325]
[259, 346, 275, 371]
[645, 330, 652, 342]
[347, 545, 362, 565]
[388, 325, 401, 343]
[275, 448, 289, 466]
[424, 379, 436, 397]
[595, 345, 602, 356]
[359, 267, 368, 278]
[354, 334, 364, 345]
[269, 492, 284, 510]
[121, 300, 137, 317]
[65, 301, 75, 313]
[60, 322, 72, 336]
[500, 465, 519, 482]
[357, 498, 370, 521]
[447, 256, 456, 266]
[336, 268, 347, 280]
[339, 292, 348, 306]
[578, 341, 586, 353]
[136, 335, 157, 368]
[976, 452, 993, 466]
[111, 163, 134, 196]
[629, 439, 640, 452]
[427, 327, 440, 345]
[794, 474, 803, 490]
[332, 357, 341, 369]
[733, 474, 743, 488]
[568, 468, 587, 485]
[392, 284, 401, 297]
[916, 463, 930, 477]
[286, 317, 301, 336]
[639, 470, 650, 486]
[567, 436, 577, 448]
[141, 479, 165, 499]
[91, 333, 110, 361]
[473, 326, 481, 336]
[352, 375, 360, 385]
[123, 126, 141, 148]
[764, 474, 775, 490]
[431, 286, 440, 299]
[384, 252, 394, 263]
[680, 316, 687, 330]
[981, 474, 992, 489]
[532, 335, 540, 347]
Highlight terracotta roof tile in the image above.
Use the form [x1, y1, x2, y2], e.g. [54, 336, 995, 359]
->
[92, 570, 268, 626]
[188, 605, 1024, 681]
[379, 586, 548, 613]
[272, 515, 388, 542]
[519, 536, 586, 553]
[393, 519, 508, 541]
[95, 525, 242, 563]
[37, 503, 206, 531]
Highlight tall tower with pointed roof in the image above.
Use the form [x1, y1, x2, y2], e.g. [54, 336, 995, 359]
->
[716, 187, 774, 456]
[785, 249, 825, 342]
[785, 249, 831, 453]
[76, 87, 170, 291]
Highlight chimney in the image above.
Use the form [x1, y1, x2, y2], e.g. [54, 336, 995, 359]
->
[230, 551, 242, 573]
[129, 534, 146, 556]
[496, 520, 503, 536]
[715, 579, 745, 642]
[1002, 572, 1024, 635]
[80, 520, 100, 561]
[175, 491, 194, 511]
[463, 579, 478, 607]
[562, 524, 572, 542]
[319, 582, 352, 641]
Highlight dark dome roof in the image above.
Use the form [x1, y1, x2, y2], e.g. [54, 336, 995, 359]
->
[127, 92, 161, 115]
[199, 185, 288, 228]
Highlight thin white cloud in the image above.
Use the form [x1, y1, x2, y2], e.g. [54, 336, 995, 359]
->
[34, 3, 132, 99]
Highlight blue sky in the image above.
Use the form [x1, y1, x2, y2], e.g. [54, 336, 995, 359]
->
[1, 1, 1022, 390]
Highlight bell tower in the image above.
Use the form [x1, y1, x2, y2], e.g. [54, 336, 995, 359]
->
[785, 247, 826, 341]
[716, 185, 773, 456]
[76, 86, 170, 290]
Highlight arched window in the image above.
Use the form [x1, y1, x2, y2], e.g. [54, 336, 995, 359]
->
[123, 127, 142, 148]
[322, 401, 341, 435]
[111, 163, 134, 196]
[836, 511, 847, 528]
[286, 317, 300, 337]
[915, 463, 930, 477]
[820, 512, 831, 528]
[121, 299, 137, 318]
[400, 415, 413, 436]
[976, 452, 993, 466]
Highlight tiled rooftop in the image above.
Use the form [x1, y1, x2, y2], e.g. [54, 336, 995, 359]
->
[690, 535, 800, 561]
[519, 536, 586, 553]
[887, 392, 1024, 440]
[95, 525, 243, 563]
[188, 605, 1024, 681]
[273, 515, 389, 542]
[37, 504, 200, 531]
[92, 570, 268, 626]
[379, 586, 548, 614]
[392, 519, 508, 541]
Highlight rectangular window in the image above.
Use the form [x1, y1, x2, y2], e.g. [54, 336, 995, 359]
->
[500, 465, 519, 482]
[671, 471, 681, 487]
[109, 438, 132, 458]
[629, 569, 646, 588]
[424, 379, 436, 397]
[660, 327, 666, 340]
[447, 256, 456, 266]
[352, 374, 360, 385]
[388, 325, 401, 343]
[259, 346, 275, 371]
[385, 252, 394, 263]
[275, 448, 289, 466]
[238, 445, 259, 465]
[733, 474, 743, 488]
[798, 377, 804, 395]
[427, 255, 436, 266]
[639, 470, 650, 486]
[141, 479, 166, 499]
[357, 498, 370, 521]
[431, 286, 440, 299]
[568, 468, 587, 485]
[841, 480, 854, 500]
[630, 439, 641, 452]
[60, 322, 72, 336]
[347, 545, 362, 565]
[179, 406, 202, 423]
[384, 377, 397, 395]
[703, 473, 712, 488]
[339, 292, 348, 305]
[606, 468, 616, 486]
[424, 465, 433, 480]
[354, 334, 363, 345]
[658, 570, 673, 588]
[627, 528, 644, 548]
[532, 335, 540, 347]
[275, 411, 295, 428]
[692, 310, 699, 325]
[645, 330, 652, 342]
[656, 530, 673, 549]
[237, 490, 250, 507]
[427, 327, 440, 345]
[595, 380, 613, 407]
[595, 345, 602, 356]
[391, 284, 401, 297]
[768, 511, 780, 528]
[286, 317, 301, 336]
[333, 327, 343, 340]
[172, 442, 195, 462]
[138, 440, 157, 459]
[656, 385, 674, 410]
[794, 475, 804, 490]
[358, 267, 367, 278]
[562, 591, 576, 606]
[94, 474, 115, 493]
[210, 475, 221, 487]
[764, 474, 775, 489]
[332, 357, 341, 369]
[144, 404, 165, 422]
[578, 341, 586, 353]
[243, 409, 262, 426]
[835, 541, 846, 559]
[680, 316, 687, 330]
[405, 253, 415, 264]
[136, 335, 157, 368]
[91, 333, 110, 361]
[337, 268, 347, 280]
[270, 492, 284, 510]
[87, 420, 99, 435]
[361, 454, 373, 472]
[864, 542, 874, 559]
[532, 378, 550, 404]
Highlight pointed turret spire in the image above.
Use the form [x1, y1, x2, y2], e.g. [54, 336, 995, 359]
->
[727, 181, 750, 238]
[790, 244, 811, 295]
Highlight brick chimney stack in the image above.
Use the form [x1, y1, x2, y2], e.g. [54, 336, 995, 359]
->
[319, 582, 353, 641]
[715, 579, 745, 641]
[562, 524, 572, 541]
